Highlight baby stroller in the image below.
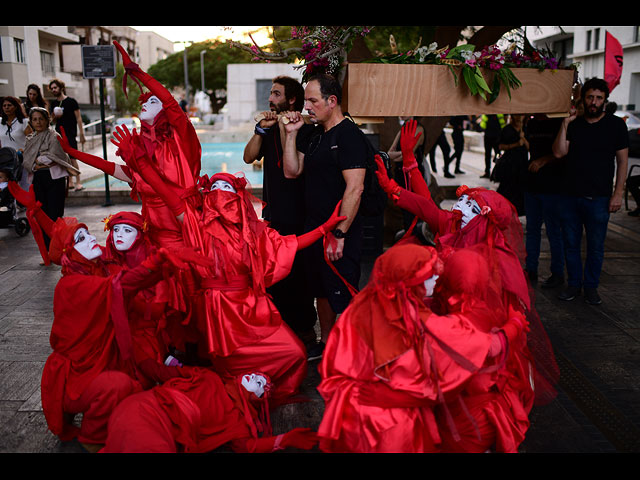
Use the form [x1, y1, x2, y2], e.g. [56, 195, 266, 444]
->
[0, 147, 30, 237]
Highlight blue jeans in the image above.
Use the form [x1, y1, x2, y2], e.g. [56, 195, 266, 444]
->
[525, 192, 565, 276]
[558, 195, 610, 289]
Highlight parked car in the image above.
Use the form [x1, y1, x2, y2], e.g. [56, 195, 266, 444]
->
[614, 110, 640, 158]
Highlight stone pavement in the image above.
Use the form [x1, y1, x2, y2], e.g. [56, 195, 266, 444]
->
[1, 132, 640, 453]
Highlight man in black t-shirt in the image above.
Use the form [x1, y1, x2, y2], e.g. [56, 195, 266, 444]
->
[282, 74, 367, 359]
[49, 78, 86, 191]
[553, 77, 629, 305]
[243, 76, 318, 348]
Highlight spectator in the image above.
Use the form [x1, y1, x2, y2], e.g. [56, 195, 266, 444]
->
[282, 73, 368, 359]
[553, 77, 629, 305]
[48, 78, 85, 191]
[1, 96, 31, 153]
[449, 115, 468, 174]
[24, 84, 49, 116]
[243, 75, 318, 351]
[494, 114, 529, 216]
[479, 114, 505, 178]
[523, 114, 566, 288]
[21, 107, 79, 250]
[428, 130, 454, 178]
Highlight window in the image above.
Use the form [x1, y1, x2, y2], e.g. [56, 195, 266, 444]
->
[594, 28, 601, 50]
[635, 26, 640, 43]
[14, 38, 25, 63]
[586, 30, 592, 51]
[40, 51, 55, 76]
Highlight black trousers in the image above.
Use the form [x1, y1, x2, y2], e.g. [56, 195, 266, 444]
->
[32, 169, 66, 248]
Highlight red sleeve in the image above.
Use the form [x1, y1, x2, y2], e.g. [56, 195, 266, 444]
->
[396, 188, 452, 235]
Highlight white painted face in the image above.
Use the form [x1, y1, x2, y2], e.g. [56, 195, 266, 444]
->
[452, 194, 481, 228]
[139, 95, 163, 124]
[112, 223, 139, 252]
[210, 180, 236, 193]
[241, 373, 268, 398]
[424, 274, 439, 297]
[73, 227, 102, 260]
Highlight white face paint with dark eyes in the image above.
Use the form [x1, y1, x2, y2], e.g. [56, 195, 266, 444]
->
[241, 373, 268, 398]
[139, 95, 163, 124]
[210, 180, 236, 193]
[112, 223, 139, 252]
[73, 227, 102, 260]
[452, 194, 481, 228]
[423, 274, 439, 297]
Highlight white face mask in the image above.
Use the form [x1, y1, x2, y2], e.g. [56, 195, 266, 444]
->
[139, 95, 163, 124]
[112, 223, 139, 252]
[73, 227, 102, 260]
[423, 274, 439, 297]
[452, 194, 481, 228]
[210, 180, 236, 193]
[241, 373, 268, 398]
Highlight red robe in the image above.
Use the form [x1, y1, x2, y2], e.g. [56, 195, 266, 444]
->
[318, 291, 493, 453]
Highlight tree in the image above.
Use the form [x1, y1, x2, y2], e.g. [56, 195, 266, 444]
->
[112, 63, 144, 116]
[147, 40, 255, 113]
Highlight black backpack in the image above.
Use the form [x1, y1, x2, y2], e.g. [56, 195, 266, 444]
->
[325, 116, 392, 217]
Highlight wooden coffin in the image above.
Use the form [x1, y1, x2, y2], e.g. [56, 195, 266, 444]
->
[342, 63, 575, 117]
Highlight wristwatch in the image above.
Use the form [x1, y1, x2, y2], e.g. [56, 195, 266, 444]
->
[332, 228, 346, 239]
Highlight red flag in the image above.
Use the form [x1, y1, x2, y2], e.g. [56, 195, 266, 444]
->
[604, 31, 623, 92]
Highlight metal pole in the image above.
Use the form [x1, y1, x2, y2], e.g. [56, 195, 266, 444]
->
[183, 46, 190, 103]
[99, 77, 112, 206]
[200, 49, 206, 92]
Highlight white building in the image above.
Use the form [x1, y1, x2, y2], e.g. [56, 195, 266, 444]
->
[225, 62, 305, 126]
[527, 26, 640, 110]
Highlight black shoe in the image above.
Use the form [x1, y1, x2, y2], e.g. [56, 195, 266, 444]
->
[480, 173, 490, 179]
[584, 287, 602, 305]
[307, 341, 326, 361]
[541, 274, 564, 289]
[558, 286, 581, 301]
[443, 171, 455, 178]
[454, 169, 466, 174]
[629, 208, 640, 217]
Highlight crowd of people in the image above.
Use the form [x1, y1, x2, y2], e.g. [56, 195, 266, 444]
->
[2, 38, 631, 453]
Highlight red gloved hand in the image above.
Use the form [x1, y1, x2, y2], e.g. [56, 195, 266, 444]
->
[111, 125, 147, 166]
[8, 181, 37, 209]
[375, 154, 401, 198]
[172, 246, 216, 270]
[400, 118, 422, 169]
[296, 200, 346, 251]
[356, 382, 427, 408]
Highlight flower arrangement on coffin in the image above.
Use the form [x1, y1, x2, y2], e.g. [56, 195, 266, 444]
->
[366, 42, 570, 104]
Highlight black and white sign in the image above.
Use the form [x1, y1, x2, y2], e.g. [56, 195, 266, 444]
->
[81, 45, 116, 79]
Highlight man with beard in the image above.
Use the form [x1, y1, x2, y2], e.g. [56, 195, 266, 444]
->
[553, 77, 628, 305]
[243, 76, 319, 353]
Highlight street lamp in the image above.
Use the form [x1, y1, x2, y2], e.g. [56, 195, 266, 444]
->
[200, 49, 207, 92]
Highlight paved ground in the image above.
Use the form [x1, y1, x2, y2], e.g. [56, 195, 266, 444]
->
[1, 131, 639, 453]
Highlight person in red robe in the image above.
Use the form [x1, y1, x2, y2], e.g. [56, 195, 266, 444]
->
[55, 40, 202, 352]
[375, 119, 559, 410]
[8, 183, 178, 451]
[317, 244, 505, 453]
[430, 248, 531, 453]
[101, 366, 318, 453]
[113, 126, 347, 404]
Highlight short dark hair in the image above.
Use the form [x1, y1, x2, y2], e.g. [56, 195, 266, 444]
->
[273, 76, 305, 112]
[581, 77, 609, 100]
[48, 78, 66, 94]
[307, 74, 342, 105]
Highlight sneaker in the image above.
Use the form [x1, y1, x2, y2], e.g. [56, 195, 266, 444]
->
[584, 287, 602, 305]
[541, 274, 564, 289]
[307, 341, 325, 361]
[558, 286, 581, 301]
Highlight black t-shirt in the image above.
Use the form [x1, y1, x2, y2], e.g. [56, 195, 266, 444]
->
[566, 113, 628, 197]
[296, 118, 368, 229]
[259, 123, 313, 233]
[525, 117, 565, 194]
[50, 97, 80, 144]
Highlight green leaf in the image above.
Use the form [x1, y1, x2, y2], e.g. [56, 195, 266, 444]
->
[474, 67, 492, 93]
